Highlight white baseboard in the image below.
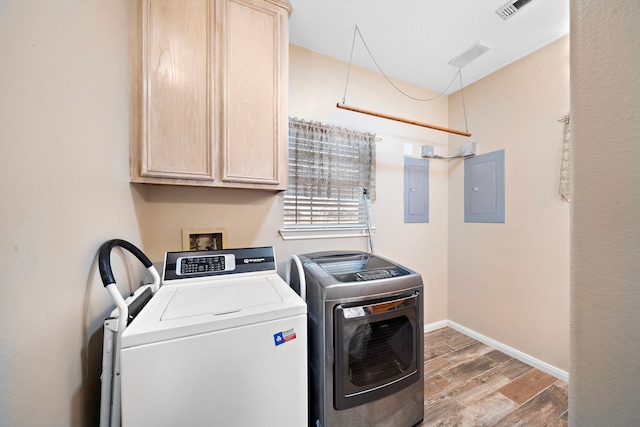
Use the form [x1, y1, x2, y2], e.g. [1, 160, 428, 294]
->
[424, 320, 569, 383]
[423, 319, 449, 332]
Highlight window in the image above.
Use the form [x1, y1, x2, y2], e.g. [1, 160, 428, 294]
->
[282, 118, 376, 238]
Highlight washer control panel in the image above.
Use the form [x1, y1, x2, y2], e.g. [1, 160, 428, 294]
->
[163, 246, 276, 283]
[176, 254, 236, 276]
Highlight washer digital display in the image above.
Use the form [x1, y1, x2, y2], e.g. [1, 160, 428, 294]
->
[176, 254, 236, 275]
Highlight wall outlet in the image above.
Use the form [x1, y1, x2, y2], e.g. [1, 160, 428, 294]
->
[182, 227, 228, 251]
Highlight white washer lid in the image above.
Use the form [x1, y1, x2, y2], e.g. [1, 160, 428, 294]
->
[121, 273, 306, 348]
[161, 278, 281, 320]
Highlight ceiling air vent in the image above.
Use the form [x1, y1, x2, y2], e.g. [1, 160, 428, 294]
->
[449, 41, 491, 68]
[496, 0, 534, 20]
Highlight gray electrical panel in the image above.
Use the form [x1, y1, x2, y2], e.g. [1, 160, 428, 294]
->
[464, 150, 505, 223]
[404, 157, 429, 223]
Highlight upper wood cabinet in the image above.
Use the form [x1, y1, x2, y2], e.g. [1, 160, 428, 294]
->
[130, 0, 291, 190]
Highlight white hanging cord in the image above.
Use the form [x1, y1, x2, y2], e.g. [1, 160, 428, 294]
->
[342, 25, 463, 104]
[458, 71, 469, 134]
[559, 113, 571, 202]
[342, 26, 358, 105]
[363, 188, 374, 254]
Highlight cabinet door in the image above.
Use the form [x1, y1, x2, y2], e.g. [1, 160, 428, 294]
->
[220, 0, 289, 188]
[134, 0, 215, 181]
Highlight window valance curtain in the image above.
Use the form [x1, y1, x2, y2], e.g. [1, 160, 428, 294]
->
[285, 118, 376, 227]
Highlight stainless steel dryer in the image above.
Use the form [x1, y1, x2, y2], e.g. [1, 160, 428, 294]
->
[288, 251, 424, 427]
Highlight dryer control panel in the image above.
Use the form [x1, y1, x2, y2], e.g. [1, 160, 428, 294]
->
[312, 252, 411, 283]
[163, 246, 277, 283]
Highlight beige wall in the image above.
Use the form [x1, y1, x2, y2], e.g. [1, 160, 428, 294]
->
[0, 2, 578, 425]
[447, 36, 571, 372]
[570, 1, 640, 424]
[142, 45, 452, 324]
[0, 1, 146, 426]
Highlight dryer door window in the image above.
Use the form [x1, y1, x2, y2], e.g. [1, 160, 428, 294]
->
[333, 292, 420, 410]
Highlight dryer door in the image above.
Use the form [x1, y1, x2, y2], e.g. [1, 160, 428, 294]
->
[333, 291, 421, 410]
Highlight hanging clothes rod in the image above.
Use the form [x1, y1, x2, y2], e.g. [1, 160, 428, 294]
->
[336, 103, 472, 137]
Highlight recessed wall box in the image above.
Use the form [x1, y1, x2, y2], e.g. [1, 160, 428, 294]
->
[182, 227, 228, 251]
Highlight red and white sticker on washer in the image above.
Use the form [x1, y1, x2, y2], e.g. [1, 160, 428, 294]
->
[273, 328, 297, 346]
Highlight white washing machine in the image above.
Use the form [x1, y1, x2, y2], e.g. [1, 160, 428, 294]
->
[116, 246, 307, 427]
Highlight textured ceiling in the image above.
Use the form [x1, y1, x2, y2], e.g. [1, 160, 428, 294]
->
[289, 0, 570, 95]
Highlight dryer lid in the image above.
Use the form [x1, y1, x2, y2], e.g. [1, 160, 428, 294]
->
[306, 251, 412, 283]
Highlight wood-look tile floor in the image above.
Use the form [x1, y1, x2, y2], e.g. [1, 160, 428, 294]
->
[418, 327, 568, 427]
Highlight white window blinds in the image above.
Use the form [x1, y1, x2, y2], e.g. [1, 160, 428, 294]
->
[284, 118, 376, 228]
